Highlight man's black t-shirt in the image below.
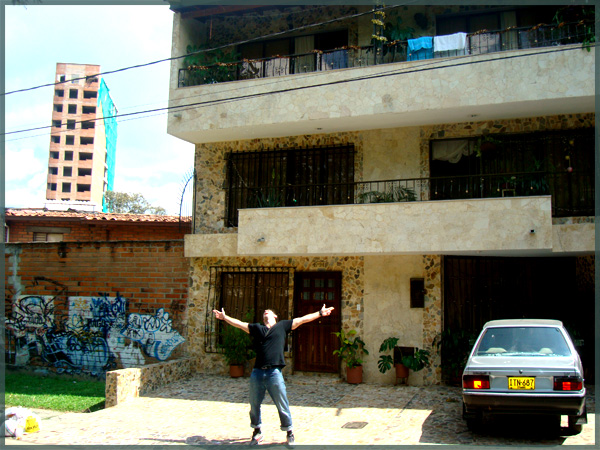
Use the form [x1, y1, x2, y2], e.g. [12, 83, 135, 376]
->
[248, 320, 293, 368]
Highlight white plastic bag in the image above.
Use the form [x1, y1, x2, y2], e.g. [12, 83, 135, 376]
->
[4, 407, 40, 438]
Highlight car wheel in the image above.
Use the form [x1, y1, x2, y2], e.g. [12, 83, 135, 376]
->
[462, 402, 482, 432]
[567, 415, 583, 435]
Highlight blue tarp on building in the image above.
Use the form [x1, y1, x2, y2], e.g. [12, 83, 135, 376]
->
[98, 79, 117, 212]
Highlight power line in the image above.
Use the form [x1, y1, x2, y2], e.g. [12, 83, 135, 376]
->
[3, 4, 406, 96]
[4, 44, 588, 141]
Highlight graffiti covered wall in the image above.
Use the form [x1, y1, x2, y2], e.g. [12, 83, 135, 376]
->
[6, 294, 184, 375]
[4, 240, 189, 376]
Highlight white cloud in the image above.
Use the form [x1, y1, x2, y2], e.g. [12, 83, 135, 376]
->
[112, 134, 194, 215]
[5, 147, 48, 209]
[5, 102, 51, 133]
[5, 147, 46, 183]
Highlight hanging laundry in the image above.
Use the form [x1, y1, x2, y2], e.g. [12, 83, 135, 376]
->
[407, 36, 433, 61]
[434, 32, 467, 52]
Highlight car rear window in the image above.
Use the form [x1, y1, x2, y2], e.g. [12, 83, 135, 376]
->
[474, 326, 572, 356]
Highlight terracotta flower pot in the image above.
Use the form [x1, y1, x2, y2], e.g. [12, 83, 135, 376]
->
[229, 364, 244, 378]
[395, 363, 409, 379]
[346, 365, 363, 384]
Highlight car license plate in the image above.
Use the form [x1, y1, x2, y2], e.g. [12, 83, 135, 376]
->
[508, 377, 535, 390]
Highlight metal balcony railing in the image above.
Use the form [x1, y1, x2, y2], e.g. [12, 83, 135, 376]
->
[226, 171, 594, 227]
[179, 21, 594, 88]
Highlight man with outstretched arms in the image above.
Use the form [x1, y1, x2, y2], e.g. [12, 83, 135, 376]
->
[213, 304, 334, 445]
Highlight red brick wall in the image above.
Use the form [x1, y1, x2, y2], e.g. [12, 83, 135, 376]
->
[7, 219, 190, 242]
[5, 240, 190, 375]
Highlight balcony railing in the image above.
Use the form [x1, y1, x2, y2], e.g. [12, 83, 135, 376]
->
[227, 171, 594, 226]
[179, 21, 593, 88]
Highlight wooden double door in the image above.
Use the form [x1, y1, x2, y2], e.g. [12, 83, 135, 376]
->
[293, 272, 341, 373]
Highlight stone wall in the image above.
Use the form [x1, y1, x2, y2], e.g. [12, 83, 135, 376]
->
[237, 196, 555, 256]
[105, 357, 197, 407]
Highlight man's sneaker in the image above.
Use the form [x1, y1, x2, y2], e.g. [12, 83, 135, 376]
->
[286, 431, 295, 447]
[250, 428, 263, 445]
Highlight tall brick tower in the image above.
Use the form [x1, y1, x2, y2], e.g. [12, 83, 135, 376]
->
[46, 63, 117, 212]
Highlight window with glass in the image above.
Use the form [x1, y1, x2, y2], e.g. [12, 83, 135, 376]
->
[475, 326, 571, 356]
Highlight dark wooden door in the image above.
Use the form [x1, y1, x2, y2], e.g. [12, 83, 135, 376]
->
[293, 272, 341, 373]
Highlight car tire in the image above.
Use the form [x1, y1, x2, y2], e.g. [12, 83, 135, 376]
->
[567, 415, 583, 435]
[466, 416, 483, 432]
[462, 402, 482, 432]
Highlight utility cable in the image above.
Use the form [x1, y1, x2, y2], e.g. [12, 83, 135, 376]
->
[4, 43, 589, 141]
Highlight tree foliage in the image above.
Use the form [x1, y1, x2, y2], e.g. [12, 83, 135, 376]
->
[104, 191, 166, 215]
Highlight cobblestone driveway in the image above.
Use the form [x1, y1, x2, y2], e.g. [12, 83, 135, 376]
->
[7, 374, 596, 446]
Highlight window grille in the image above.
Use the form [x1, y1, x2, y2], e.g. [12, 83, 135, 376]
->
[225, 145, 355, 227]
[205, 266, 291, 353]
[430, 128, 594, 216]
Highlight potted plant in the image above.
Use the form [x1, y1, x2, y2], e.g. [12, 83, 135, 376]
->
[401, 347, 430, 373]
[377, 337, 409, 379]
[220, 312, 256, 377]
[378, 339, 430, 384]
[333, 329, 369, 384]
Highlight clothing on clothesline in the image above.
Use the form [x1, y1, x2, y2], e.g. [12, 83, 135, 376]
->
[433, 32, 467, 52]
[407, 36, 433, 61]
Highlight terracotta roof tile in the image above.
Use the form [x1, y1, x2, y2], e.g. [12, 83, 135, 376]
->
[5, 208, 191, 224]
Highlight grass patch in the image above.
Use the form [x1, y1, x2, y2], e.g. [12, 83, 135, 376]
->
[5, 370, 106, 413]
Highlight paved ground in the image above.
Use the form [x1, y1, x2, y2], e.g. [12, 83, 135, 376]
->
[6, 374, 596, 446]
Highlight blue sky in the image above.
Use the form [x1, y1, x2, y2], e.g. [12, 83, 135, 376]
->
[5, 4, 195, 215]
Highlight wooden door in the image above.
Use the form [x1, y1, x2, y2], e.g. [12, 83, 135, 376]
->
[293, 272, 341, 373]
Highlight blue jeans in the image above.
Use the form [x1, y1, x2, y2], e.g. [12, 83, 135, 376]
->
[249, 367, 293, 431]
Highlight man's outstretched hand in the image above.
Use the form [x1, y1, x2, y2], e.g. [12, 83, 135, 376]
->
[213, 308, 226, 320]
[320, 304, 334, 316]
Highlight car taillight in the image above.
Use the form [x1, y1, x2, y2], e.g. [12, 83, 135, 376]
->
[554, 377, 583, 391]
[463, 375, 490, 389]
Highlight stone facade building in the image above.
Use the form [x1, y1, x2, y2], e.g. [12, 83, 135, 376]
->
[166, 4, 595, 384]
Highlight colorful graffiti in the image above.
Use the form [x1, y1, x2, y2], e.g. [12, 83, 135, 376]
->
[5, 293, 185, 376]
[122, 308, 185, 361]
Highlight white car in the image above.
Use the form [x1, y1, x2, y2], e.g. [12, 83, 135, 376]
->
[462, 319, 586, 434]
